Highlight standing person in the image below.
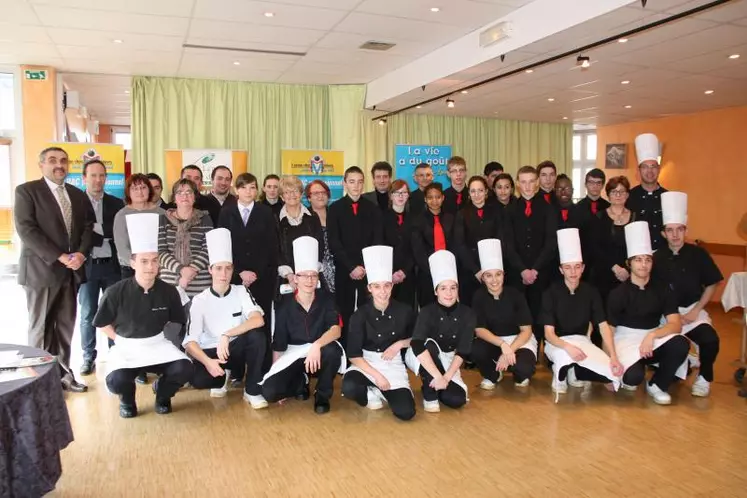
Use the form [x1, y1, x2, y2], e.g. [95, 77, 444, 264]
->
[327, 166, 383, 340]
[183, 228, 268, 408]
[405, 250, 474, 413]
[503, 165, 557, 347]
[207, 165, 236, 209]
[176, 165, 220, 227]
[383, 180, 416, 309]
[260, 236, 345, 414]
[607, 221, 689, 405]
[94, 213, 192, 418]
[363, 161, 393, 212]
[14, 146, 94, 393]
[342, 246, 416, 420]
[483, 161, 504, 191]
[654, 192, 723, 397]
[627, 133, 667, 251]
[78, 159, 124, 376]
[542, 229, 624, 397]
[443, 156, 468, 215]
[537, 160, 558, 205]
[146, 173, 166, 208]
[409, 162, 433, 218]
[470, 239, 536, 390]
[305, 179, 335, 293]
[114, 174, 165, 279]
[576, 168, 610, 217]
[411, 183, 462, 307]
[554, 174, 589, 230]
[259, 174, 284, 218]
[493, 173, 516, 210]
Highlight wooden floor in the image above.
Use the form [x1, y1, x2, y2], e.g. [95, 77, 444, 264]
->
[50, 306, 747, 498]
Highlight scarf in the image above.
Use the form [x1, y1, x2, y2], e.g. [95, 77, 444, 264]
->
[166, 209, 205, 266]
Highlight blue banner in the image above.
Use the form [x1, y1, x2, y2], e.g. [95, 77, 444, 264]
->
[65, 173, 126, 199]
[298, 175, 344, 206]
[394, 144, 452, 191]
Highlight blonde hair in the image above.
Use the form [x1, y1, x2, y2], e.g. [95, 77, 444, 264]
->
[279, 175, 303, 197]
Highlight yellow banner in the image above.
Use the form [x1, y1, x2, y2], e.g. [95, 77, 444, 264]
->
[280, 149, 344, 177]
[49, 142, 125, 197]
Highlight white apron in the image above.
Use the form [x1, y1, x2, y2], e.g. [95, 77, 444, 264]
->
[404, 338, 468, 396]
[673, 302, 712, 336]
[614, 326, 688, 380]
[500, 334, 539, 358]
[544, 335, 621, 391]
[259, 341, 347, 386]
[344, 349, 411, 391]
[106, 332, 189, 374]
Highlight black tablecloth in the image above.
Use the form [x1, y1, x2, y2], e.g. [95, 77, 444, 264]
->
[0, 344, 74, 498]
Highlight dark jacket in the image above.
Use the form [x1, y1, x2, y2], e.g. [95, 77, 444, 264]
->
[90, 192, 125, 271]
[218, 202, 279, 284]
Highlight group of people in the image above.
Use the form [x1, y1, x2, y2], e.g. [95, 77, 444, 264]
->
[13, 131, 723, 420]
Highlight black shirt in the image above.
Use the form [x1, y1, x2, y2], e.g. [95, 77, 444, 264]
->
[539, 189, 557, 206]
[607, 279, 678, 329]
[577, 196, 610, 217]
[372, 190, 389, 211]
[261, 198, 284, 218]
[93, 278, 185, 339]
[410, 302, 475, 359]
[626, 184, 667, 251]
[455, 203, 508, 275]
[327, 195, 383, 273]
[443, 186, 468, 215]
[540, 281, 605, 337]
[410, 210, 462, 275]
[555, 202, 592, 231]
[383, 209, 414, 275]
[473, 286, 532, 337]
[408, 188, 427, 218]
[504, 194, 558, 272]
[653, 243, 723, 307]
[272, 290, 339, 351]
[347, 301, 415, 357]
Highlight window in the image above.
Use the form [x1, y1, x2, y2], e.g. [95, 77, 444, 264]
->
[0, 141, 10, 207]
[0, 73, 15, 133]
[114, 131, 132, 150]
[572, 131, 597, 201]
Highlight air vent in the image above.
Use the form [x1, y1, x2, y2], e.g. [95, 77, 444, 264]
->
[359, 41, 396, 51]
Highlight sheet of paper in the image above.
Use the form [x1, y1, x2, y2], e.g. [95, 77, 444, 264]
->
[0, 367, 37, 383]
[0, 351, 22, 367]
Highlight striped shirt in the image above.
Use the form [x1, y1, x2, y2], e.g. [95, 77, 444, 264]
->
[157, 211, 213, 297]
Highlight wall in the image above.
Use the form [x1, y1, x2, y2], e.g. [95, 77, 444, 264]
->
[96, 123, 112, 143]
[20, 65, 57, 182]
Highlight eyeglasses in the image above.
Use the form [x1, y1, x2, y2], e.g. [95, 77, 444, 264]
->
[283, 190, 301, 197]
[449, 168, 467, 174]
[391, 191, 409, 197]
[586, 179, 604, 186]
[175, 190, 195, 197]
[309, 191, 328, 197]
[609, 189, 628, 196]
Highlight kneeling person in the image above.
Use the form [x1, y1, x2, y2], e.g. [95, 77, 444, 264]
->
[183, 228, 268, 409]
[342, 245, 416, 420]
[94, 213, 192, 418]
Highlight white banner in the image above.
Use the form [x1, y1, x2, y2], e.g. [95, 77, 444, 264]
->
[180, 149, 233, 187]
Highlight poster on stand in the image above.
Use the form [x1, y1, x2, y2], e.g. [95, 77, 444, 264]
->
[50, 143, 126, 198]
[280, 149, 345, 204]
[164, 149, 248, 193]
[394, 144, 452, 192]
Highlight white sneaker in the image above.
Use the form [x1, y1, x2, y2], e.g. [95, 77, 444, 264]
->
[646, 382, 672, 405]
[621, 383, 638, 392]
[691, 375, 710, 397]
[567, 367, 591, 388]
[210, 370, 232, 398]
[552, 376, 568, 394]
[479, 378, 496, 391]
[366, 387, 384, 410]
[423, 399, 441, 413]
[514, 378, 530, 387]
[243, 392, 269, 409]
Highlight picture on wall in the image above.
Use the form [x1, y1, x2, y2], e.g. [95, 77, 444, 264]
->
[605, 143, 627, 169]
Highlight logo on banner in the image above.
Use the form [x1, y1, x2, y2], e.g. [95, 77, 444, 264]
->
[310, 155, 325, 175]
[49, 142, 126, 199]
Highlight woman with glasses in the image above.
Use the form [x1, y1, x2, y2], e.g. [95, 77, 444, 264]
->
[305, 180, 335, 293]
[383, 180, 416, 308]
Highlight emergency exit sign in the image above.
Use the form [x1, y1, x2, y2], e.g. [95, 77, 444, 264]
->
[24, 70, 47, 81]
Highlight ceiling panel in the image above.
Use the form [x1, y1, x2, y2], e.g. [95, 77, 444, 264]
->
[332, 12, 466, 43]
[0, 22, 51, 43]
[33, 6, 190, 36]
[355, 0, 516, 28]
[29, 0, 193, 16]
[187, 19, 326, 48]
[46, 28, 184, 52]
[1, 0, 43, 25]
[192, 0, 349, 30]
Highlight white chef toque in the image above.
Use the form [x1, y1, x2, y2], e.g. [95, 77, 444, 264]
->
[126, 213, 159, 254]
[661, 191, 688, 226]
[429, 250, 458, 289]
[635, 133, 660, 165]
[293, 236, 319, 274]
[362, 245, 393, 284]
[557, 228, 583, 264]
[478, 239, 503, 272]
[625, 221, 653, 258]
[206, 228, 233, 265]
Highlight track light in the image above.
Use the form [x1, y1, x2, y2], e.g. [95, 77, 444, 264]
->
[577, 55, 590, 69]
[446, 99, 455, 108]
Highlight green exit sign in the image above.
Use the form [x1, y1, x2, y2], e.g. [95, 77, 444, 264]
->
[24, 70, 48, 81]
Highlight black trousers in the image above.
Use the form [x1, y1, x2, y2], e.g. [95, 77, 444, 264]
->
[416, 269, 435, 308]
[622, 335, 689, 391]
[106, 359, 192, 405]
[78, 259, 120, 361]
[471, 338, 536, 383]
[392, 274, 417, 311]
[334, 267, 369, 342]
[459, 270, 480, 307]
[262, 343, 342, 402]
[417, 341, 467, 408]
[341, 370, 416, 421]
[190, 331, 267, 396]
[509, 272, 550, 344]
[685, 324, 720, 382]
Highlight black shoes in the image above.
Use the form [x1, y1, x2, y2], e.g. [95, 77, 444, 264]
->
[314, 395, 330, 414]
[61, 375, 88, 393]
[152, 378, 173, 414]
[80, 359, 95, 376]
[119, 402, 138, 418]
[296, 383, 310, 401]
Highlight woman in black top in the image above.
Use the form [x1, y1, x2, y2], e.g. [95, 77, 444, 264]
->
[383, 179, 416, 309]
[492, 173, 516, 210]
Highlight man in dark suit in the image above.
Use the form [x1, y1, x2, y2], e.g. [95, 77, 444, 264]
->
[362, 161, 392, 211]
[175, 165, 220, 227]
[78, 159, 125, 376]
[207, 165, 237, 210]
[14, 147, 95, 392]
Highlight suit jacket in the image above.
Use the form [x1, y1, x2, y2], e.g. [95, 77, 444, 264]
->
[218, 202, 279, 283]
[90, 193, 125, 269]
[207, 192, 237, 212]
[362, 190, 389, 211]
[14, 179, 95, 287]
[504, 194, 558, 274]
[327, 195, 383, 273]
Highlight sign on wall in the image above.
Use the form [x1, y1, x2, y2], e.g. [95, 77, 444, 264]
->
[394, 144, 452, 191]
[50, 142, 126, 198]
[179, 149, 233, 188]
[280, 149, 345, 203]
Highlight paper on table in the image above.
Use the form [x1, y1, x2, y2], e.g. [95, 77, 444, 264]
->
[0, 367, 37, 383]
[0, 351, 22, 367]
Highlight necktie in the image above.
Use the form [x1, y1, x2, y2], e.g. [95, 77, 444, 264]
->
[456, 192, 463, 206]
[524, 199, 532, 218]
[477, 208, 484, 219]
[543, 192, 551, 204]
[561, 209, 568, 222]
[352, 202, 359, 216]
[433, 215, 446, 251]
[241, 207, 250, 226]
[590, 200, 598, 215]
[397, 213, 404, 226]
[57, 185, 72, 238]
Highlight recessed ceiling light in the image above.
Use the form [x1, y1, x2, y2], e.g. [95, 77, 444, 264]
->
[729, 54, 740, 59]
[624, 105, 632, 109]
[233, 61, 240, 66]
[704, 89, 714, 94]
[461, 90, 469, 94]
[264, 12, 274, 17]
[416, 105, 422, 109]
[525, 69, 533, 73]
[547, 98, 555, 102]
[124, 90, 130, 94]
[562, 116, 568, 120]
[618, 38, 628, 43]
[621, 80, 630, 85]
[430, 7, 440, 12]
[113, 39, 123, 44]
[446, 98, 455, 108]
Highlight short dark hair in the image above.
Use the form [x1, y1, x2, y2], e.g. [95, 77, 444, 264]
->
[82, 159, 106, 176]
[262, 174, 280, 186]
[415, 162, 432, 171]
[344, 166, 364, 179]
[516, 165, 538, 178]
[447, 156, 466, 169]
[124, 173, 155, 205]
[483, 161, 504, 176]
[236, 173, 258, 189]
[211, 165, 232, 181]
[585, 168, 606, 183]
[170, 178, 199, 204]
[371, 161, 393, 176]
[181, 165, 203, 180]
[146, 172, 163, 188]
[39, 147, 67, 163]
[537, 160, 556, 174]
[424, 182, 443, 197]
[556, 173, 571, 183]
[605, 176, 631, 196]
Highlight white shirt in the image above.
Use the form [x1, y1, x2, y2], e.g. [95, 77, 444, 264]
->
[87, 192, 112, 259]
[237, 201, 255, 220]
[44, 176, 70, 220]
[183, 285, 264, 350]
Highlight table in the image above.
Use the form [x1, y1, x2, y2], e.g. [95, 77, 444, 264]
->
[0, 344, 74, 498]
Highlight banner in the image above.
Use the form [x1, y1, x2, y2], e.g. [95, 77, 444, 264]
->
[280, 149, 345, 203]
[51, 143, 126, 198]
[164, 150, 248, 193]
[394, 144, 452, 191]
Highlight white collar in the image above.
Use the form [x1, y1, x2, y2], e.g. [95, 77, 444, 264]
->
[238, 201, 255, 212]
[44, 176, 65, 192]
[279, 204, 310, 221]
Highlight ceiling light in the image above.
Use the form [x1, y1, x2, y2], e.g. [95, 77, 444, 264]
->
[562, 116, 568, 120]
[461, 90, 469, 94]
[547, 98, 555, 102]
[576, 55, 591, 69]
[124, 90, 130, 94]
[621, 80, 630, 85]
[430, 7, 440, 12]
[264, 12, 274, 17]
[446, 98, 455, 108]
[624, 105, 632, 109]
[378, 118, 387, 126]
[704, 90, 714, 94]
[113, 39, 123, 44]
[729, 54, 740, 59]
[618, 38, 628, 43]
[233, 61, 240, 66]
[525, 69, 533, 73]
[416, 105, 422, 109]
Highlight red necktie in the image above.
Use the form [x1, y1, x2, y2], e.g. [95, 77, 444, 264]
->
[397, 213, 404, 226]
[352, 202, 358, 216]
[477, 208, 484, 219]
[590, 200, 598, 215]
[524, 199, 532, 217]
[561, 209, 568, 222]
[543, 192, 551, 204]
[456, 192, 463, 206]
[433, 215, 446, 251]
